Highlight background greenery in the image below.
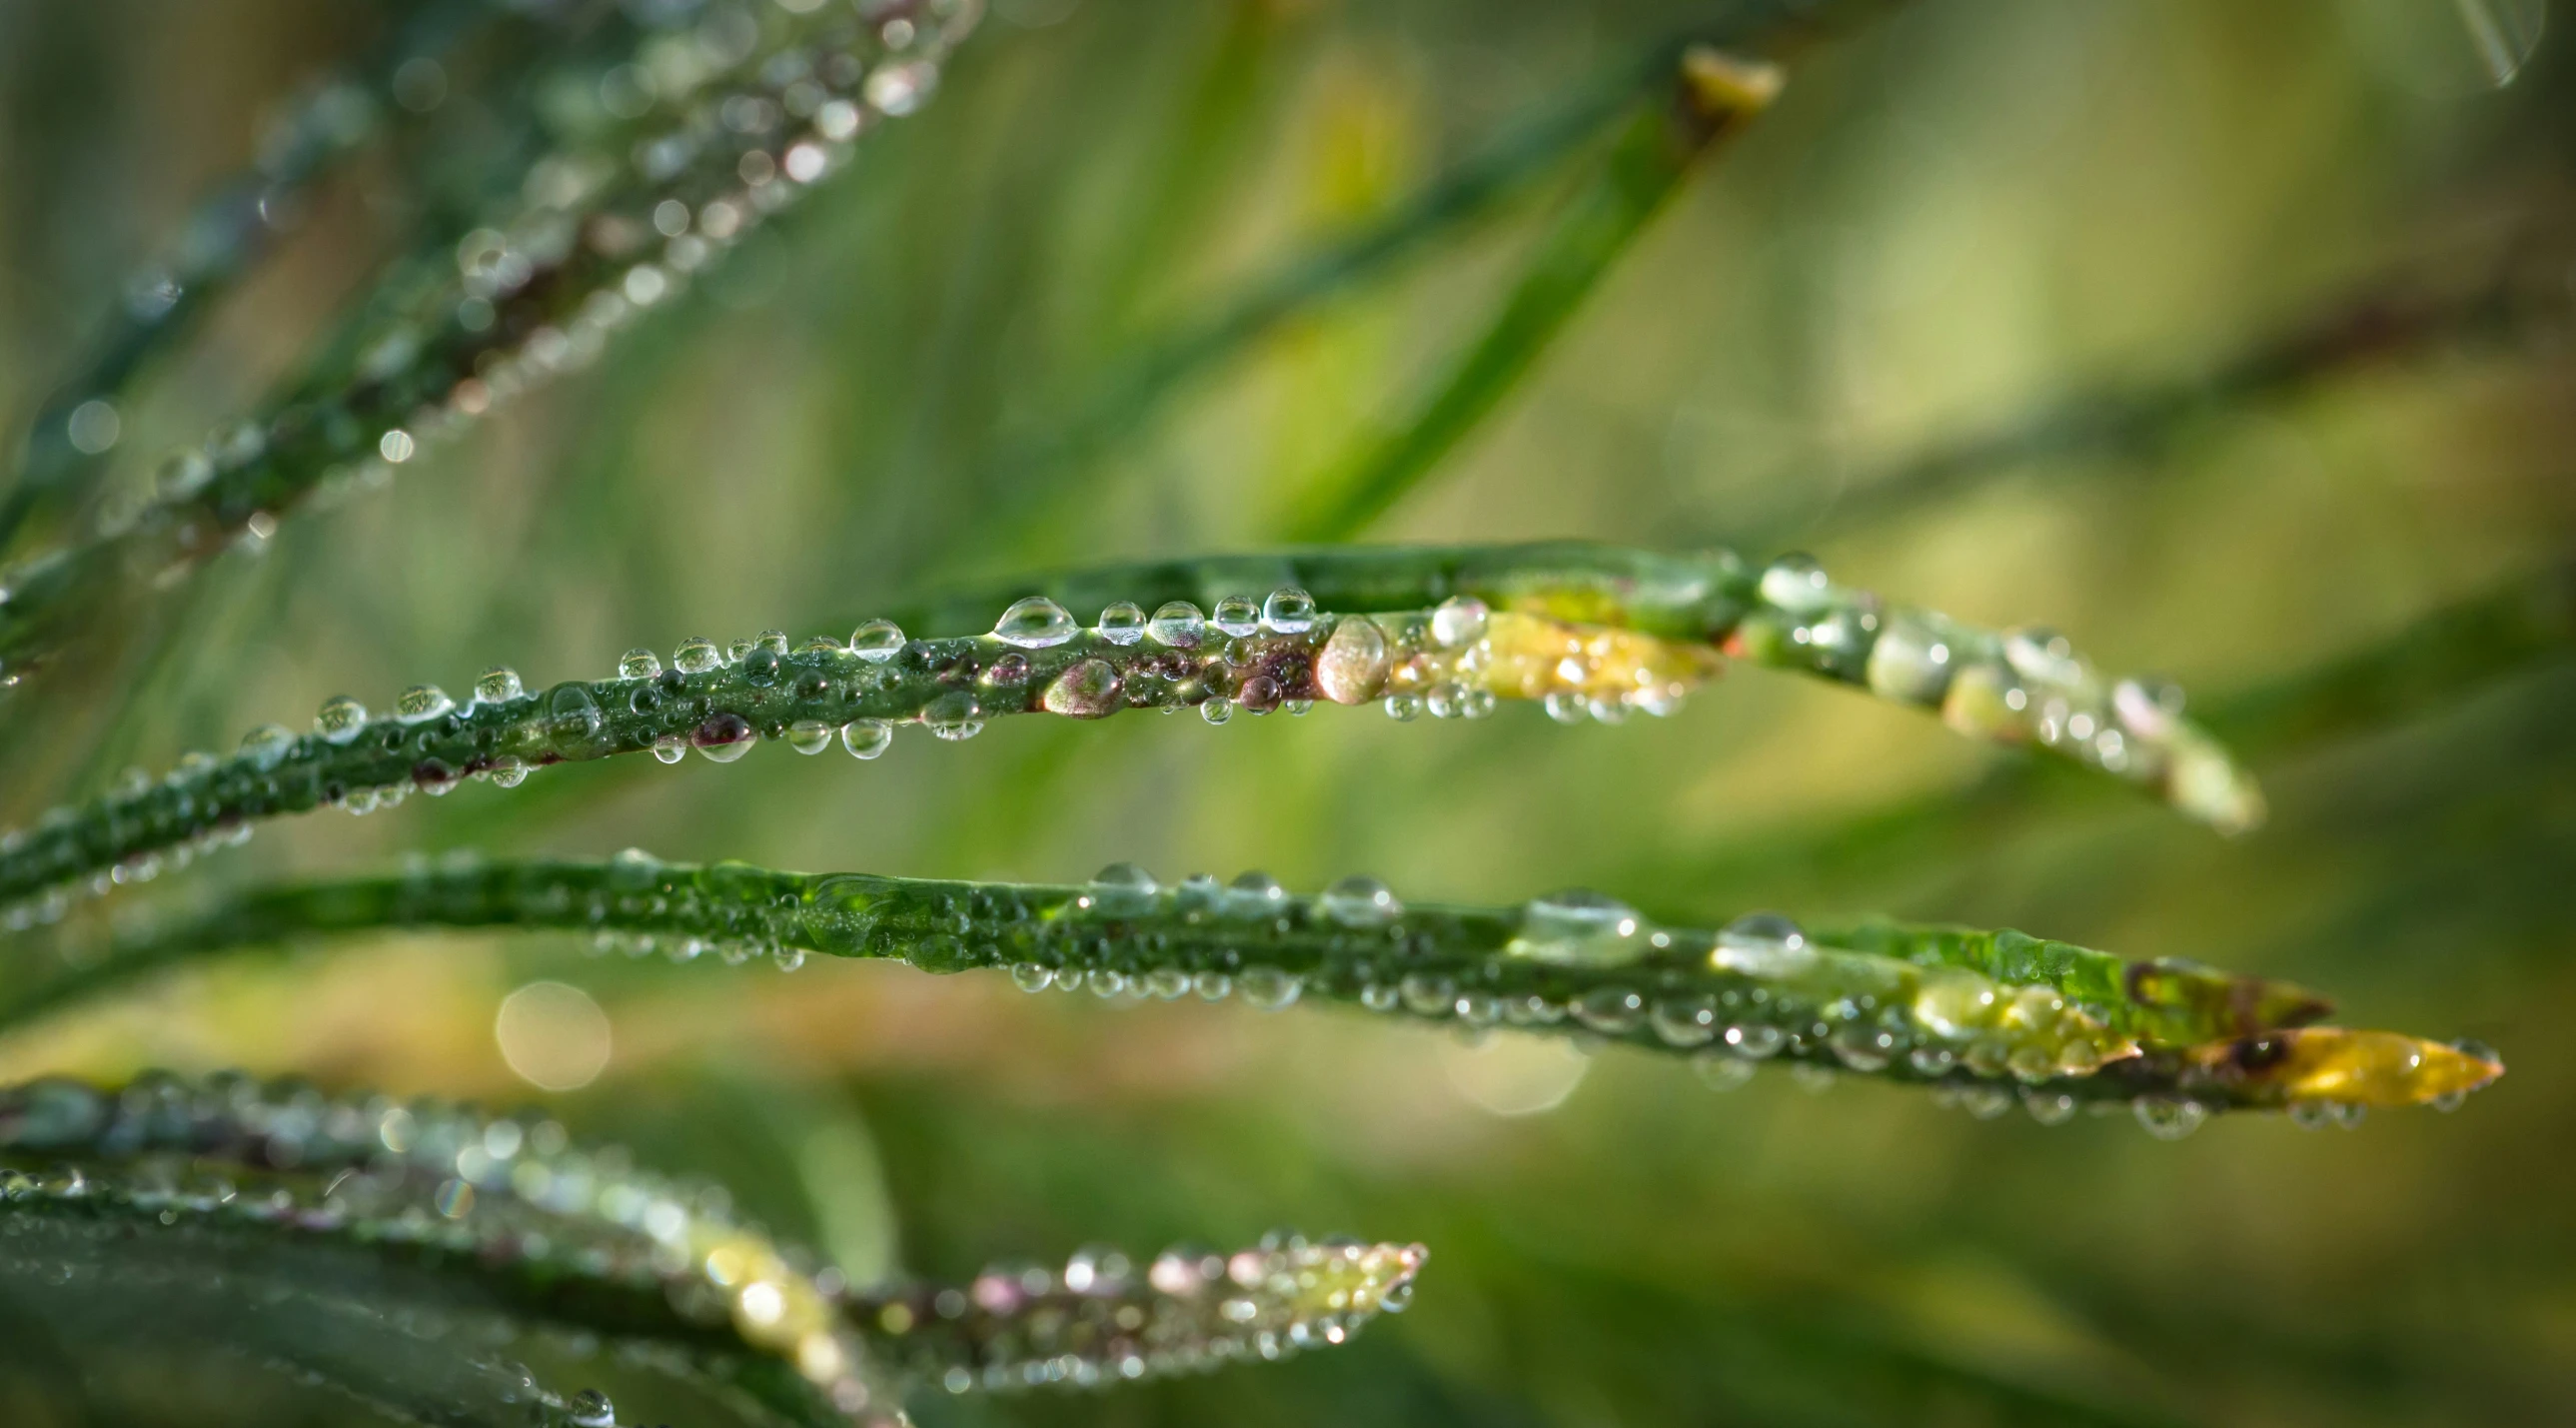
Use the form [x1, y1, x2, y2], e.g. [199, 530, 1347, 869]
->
[0, 0, 2569, 1422]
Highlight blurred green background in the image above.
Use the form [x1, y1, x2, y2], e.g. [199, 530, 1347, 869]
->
[1, 0, 2572, 1422]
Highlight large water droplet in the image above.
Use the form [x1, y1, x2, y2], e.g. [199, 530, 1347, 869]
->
[1211, 594, 1260, 637]
[1509, 889, 1650, 966]
[1713, 912, 1814, 976]
[671, 637, 722, 674]
[1430, 597, 1488, 649]
[2132, 1096, 2206, 1140]
[1313, 617, 1390, 705]
[851, 620, 906, 662]
[923, 692, 983, 740]
[546, 683, 608, 757]
[567, 1388, 616, 1428]
[1758, 554, 1833, 614]
[993, 597, 1078, 648]
[1864, 612, 1954, 707]
[475, 667, 525, 705]
[1651, 995, 1719, 1047]
[1723, 1023, 1785, 1059]
[785, 720, 835, 754]
[396, 686, 454, 722]
[1238, 966, 1301, 1010]
[1224, 870, 1287, 917]
[238, 723, 297, 770]
[1097, 602, 1146, 645]
[1572, 985, 1645, 1035]
[1320, 875, 1402, 927]
[1148, 602, 1205, 648]
[1041, 658, 1122, 718]
[1262, 587, 1316, 634]
[618, 649, 662, 680]
[1089, 862, 1159, 915]
[2001, 626, 2080, 687]
[315, 696, 370, 742]
[841, 718, 892, 758]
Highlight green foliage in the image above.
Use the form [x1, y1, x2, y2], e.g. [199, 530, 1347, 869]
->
[0, 0, 2561, 1424]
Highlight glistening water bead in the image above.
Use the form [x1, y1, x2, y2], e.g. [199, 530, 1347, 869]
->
[49, 854, 2503, 1125]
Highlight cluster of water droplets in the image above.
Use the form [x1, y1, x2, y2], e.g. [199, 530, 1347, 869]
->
[0, 1069, 888, 1415]
[1745, 553, 2262, 831]
[864, 1230, 1424, 1394]
[37, 0, 981, 663]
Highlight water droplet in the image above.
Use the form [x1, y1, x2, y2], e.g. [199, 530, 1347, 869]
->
[1042, 659, 1122, 718]
[1238, 966, 1301, 1010]
[1651, 995, 1719, 1047]
[1399, 972, 1456, 1015]
[1510, 889, 1649, 966]
[1384, 693, 1425, 722]
[2133, 1096, 2207, 1140]
[994, 596, 1078, 648]
[1009, 963, 1053, 992]
[674, 637, 723, 674]
[546, 683, 608, 756]
[618, 649, 662, 680]
[1543, 691, 1585, 724]
[1200, 697, 1234, 725]
[1759, 553, 1833, 614]
[924, 692, 983, 740]
[1713, 913, 1813, 976]
[741, 646, 781, 687]
[490, 756, 529, 787]
[1212, 595, 1260, 637]
[1320, 875, 1402, 927]
[1314, 617, 1390, 705]
[568, 1388, 616, 1428]
[1148, 602, 1205, 648]
[314, 696, 371, 736]
[1573, 986, 1645, 1035]
[1224, 870, 1287, 916]
[652, 735, 685, 763]
[1908, 1045, 1955, 1078]
[469, 667, 525, 706]
[1089, 862, 1159, 914]
[1723, 1023, 1785, 1059]
[238, 724, 297, 770]
[851, 620, 906, 662]
[1864, 613, 1955, 707]
[392, 686, 451, 722]
[1458, 687, 1498, 719]
[2022, 1089, 2078, 1125]
[1693, 1051, 1756, 1091]
[2001, 626, 2080, 686]
[1429, 597, 1488, 648]
[1097, 602, 1146, 645]
[1828, 1022, 1894, 1072]
[1192, 970, 1232, 1000]
[841, 718, 892, 758]
[785, 720, 835, 754]
[1262, 587, 1316, 634]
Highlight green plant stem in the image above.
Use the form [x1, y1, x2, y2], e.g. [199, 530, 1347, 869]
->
[0, 1, 979, 694]
[0, 1070, 1421, 1416]
[1728, 243, 2576, 553]
[0, 545, 2262, 917]
[1281, 48, 1784, 542]
[15, 853, 2499, 1122]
